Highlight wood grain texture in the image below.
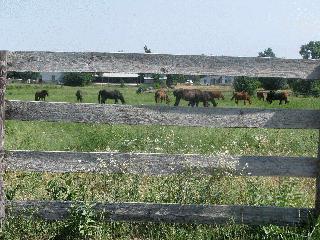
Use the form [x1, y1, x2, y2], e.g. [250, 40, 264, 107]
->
[7, 51, 320, 79]
[7, 200, 314, 226]
[5, 100, 320, 129]
[315, 130, 320, 215]
[5, 150, 318, 178]
[0, 51, 7, 223]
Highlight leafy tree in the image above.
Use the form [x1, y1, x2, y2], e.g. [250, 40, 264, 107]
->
[144, 45, 151, 53]
[288, 79, 320, 97]
[299, 41, 320, 59]
[7, 71, 40, 80]
[137, 73, 145, 84]
[63, 73, 93, 86]
[233, 76, 260, 96]
[258, 77, 287, 90]
[258, 48, 276, 57]
[193, 75, 201, 85]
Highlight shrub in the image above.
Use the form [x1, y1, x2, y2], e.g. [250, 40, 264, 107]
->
[63, 73, 93, 86]
[288, 79, 320, 97]
[258, 77, 288, 90]
[233, 76, 260, 95]
[120, 79, 125, 88]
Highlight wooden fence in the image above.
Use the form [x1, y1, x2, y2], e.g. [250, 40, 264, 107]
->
[1, 50, 320, 226]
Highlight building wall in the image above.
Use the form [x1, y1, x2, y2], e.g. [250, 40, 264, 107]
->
[200, 75, 234, 85]
[40, 72, 65, 83]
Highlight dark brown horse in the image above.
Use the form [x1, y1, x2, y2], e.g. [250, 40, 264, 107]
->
[75, 90, 83, 103]
[35, 90, 49, 101]
[173, 89, 218, 107]
[198, 91, 218, 107]
[173, 89, 202, 107]
[209, 91, 225, 100]
[155, 89, 170, 104]
[231, 91, 252, 105]
[98, 89, 125, 104]
[266, 91, 289, 105]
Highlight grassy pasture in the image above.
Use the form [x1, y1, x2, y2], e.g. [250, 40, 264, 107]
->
[2, 83, 320, 239]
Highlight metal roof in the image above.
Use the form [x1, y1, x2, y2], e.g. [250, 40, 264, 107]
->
[101, 73, 139, 78]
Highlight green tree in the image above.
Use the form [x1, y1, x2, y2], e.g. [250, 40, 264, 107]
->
[258, 48, 276, 57]
[288, 79, 320, 97]
[137, 73, 145, 84]
[233, 76, 260, 96]
[63, 73, 93, 86]
[299, 41, 320, 59]
[258, 77, 287, 90]
[7, 71, 40, 80]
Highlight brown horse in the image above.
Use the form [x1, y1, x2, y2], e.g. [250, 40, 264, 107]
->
[198, 91, 218, 107]
[231, 91, 252, 105]
[155, 89, 170, 104]
[35, 90, 49, 101]
[173, 89, 218, 107]
[266, 91, 289, 105]
[209, 91, 225, 100]
[173, 89, 202, 107]
[257, 91, 267, 101]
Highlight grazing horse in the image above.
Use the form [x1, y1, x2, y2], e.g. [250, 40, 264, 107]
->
[257, 91, 267, 101]
[173, 89, 202, 107]
[266, 91, 289, 105]
[209, 91, 225, 100]
[155, 89, 170, 104]
[75, 90, 83, 103]
[98, 89, 125, 104]
[35, 90, 49, 101]
[198, 91, 218, 107]
[173, 89, 218, 107]
[231, 91, 252, 105]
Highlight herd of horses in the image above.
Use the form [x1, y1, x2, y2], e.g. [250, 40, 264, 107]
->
[34, 88, 289, 106]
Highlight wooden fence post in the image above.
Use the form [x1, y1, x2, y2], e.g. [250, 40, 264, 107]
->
[0, 50, 8, 225]
[316, 131, 320, 217]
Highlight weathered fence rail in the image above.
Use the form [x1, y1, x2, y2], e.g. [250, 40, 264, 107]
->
[5, 100, 320, 129]
[6, 150, 318, 177]
[7, 51, 320, 79]
[1, 50, 320, 227]
[7, 201, 313, 226]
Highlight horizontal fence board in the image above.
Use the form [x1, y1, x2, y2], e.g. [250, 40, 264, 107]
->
[5, 150, 318, 178]
[7, 200, 314, 226]
[7, 51, 320, 79]
[5, 101, 320, 129]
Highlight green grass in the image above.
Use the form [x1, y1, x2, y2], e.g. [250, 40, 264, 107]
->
[6, 83, 320, 109]
[2, 83, 320, 239]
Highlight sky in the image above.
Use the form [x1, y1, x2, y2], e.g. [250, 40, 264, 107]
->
[0, 0, 319, 59]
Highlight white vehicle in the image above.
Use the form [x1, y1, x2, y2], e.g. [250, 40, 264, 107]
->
[185, 80, 193, 85]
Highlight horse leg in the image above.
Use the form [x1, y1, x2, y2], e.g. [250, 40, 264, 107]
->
[244, 99, 246, 105]
[211, 99, 217, 107]
[174, 97, 180, 106]
[279, 100, 282, 105]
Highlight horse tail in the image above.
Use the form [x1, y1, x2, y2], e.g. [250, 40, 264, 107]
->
[98, 91, 101, 103]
